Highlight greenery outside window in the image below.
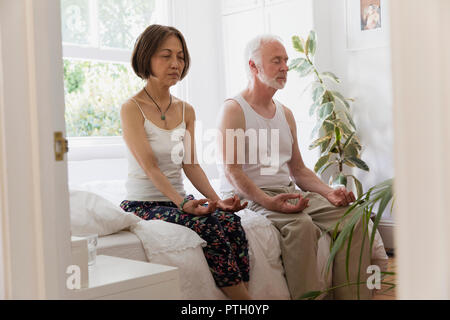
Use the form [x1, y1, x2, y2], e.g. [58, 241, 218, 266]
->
[60, 0, 162, 137]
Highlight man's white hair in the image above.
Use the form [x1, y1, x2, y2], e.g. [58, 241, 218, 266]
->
[244, 34, 284, 80]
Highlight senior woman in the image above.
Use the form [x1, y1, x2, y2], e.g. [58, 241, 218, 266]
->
[119, 24, 251, 300]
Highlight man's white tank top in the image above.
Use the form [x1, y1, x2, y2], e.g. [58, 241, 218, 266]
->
[125, 98, 186, 202]
[218, 94, 294, 194]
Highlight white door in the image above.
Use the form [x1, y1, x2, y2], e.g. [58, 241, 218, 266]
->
[0, 0, 72, 299]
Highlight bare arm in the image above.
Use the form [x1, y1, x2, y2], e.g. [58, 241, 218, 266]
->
[182, 103, 246, 212]
[284, 106, 355, 206]
[121, 100, 216, 215]
[284, 106, 334, 197]
[219, 100, 271, 205]
[219, 100, 308, 213]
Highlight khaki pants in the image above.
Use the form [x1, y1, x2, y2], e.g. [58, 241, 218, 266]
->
[223, 183, 372, 300]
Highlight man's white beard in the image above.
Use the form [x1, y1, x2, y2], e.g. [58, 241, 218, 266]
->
[257, 69, 286, 90]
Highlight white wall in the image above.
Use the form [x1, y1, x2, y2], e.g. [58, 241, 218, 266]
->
[312, 0, 394, 219]
[171, 0, 226, 179]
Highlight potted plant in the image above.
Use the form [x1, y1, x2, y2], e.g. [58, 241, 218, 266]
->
[289, 30, 369, 198]
[289, 30, 395, 299]
[299, 178, 395, 300]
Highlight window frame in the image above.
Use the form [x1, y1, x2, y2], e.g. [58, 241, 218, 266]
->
[62, 0, 174, 160]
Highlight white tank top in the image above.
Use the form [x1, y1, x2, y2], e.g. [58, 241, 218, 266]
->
[125, 98, 186, 202]
[218, 94, 294, 194]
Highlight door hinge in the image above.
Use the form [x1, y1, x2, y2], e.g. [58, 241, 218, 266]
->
[54, 131, 68, 161]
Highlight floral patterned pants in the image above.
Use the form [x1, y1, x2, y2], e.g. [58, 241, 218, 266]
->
[120, 195, 250, 288]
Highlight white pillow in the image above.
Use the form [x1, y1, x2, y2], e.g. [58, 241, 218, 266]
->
[70, 189, 140, 237]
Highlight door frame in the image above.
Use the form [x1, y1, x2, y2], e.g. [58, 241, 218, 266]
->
[390, 0, 450, 299]
[0, 0, 72, 299]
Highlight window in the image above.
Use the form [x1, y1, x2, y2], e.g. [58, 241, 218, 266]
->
[60, 0, 165, 137]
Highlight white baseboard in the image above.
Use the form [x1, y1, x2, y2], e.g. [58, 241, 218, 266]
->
[377, 219, 395, 251]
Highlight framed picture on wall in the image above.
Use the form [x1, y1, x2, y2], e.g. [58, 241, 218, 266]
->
[346, 0, 390, 50]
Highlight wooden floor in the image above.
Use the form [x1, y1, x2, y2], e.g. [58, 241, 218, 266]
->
[372, 255, 396, 300]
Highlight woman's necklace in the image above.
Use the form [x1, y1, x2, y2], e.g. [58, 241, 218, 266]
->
[143, 87, 172, 121]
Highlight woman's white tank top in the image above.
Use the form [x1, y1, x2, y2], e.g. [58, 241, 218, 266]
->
[125, 98, 186, 202]
[219, 94, 294, 193]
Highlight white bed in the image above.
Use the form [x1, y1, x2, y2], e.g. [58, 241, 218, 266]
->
[69, 176, 388, 300]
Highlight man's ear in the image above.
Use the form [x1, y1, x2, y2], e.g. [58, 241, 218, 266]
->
[249, 60, 258, 74]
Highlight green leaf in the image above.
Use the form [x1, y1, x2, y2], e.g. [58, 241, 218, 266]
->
[331, 91, 351, 109]
[333, 174, 348, 187]
[343, 143, 358, 158]
[309, 134, 332, 150]
[324, 140, 337, 155]
[288, 57, 305, 70]
[310, 119, 325, 139]
[326, 210, 362, 274]
[347, 175, 364, 199]
[309, 102, 319, 117]
[344, 159, 356, 168]
[295, 59, 314, 77]
[344, 111, 357, 130]
[318, 160, 336, 175]
[319, 136, 332, 154]
[353, 137, 362, 151]
[347, 157, 370, 171]
[312, 86, 325, 103]
[335, 119, 353, 136]
[342, 132, 355, 150]
[321, 71, 340, 83]
[292, 35, 305, 53]
[299, 290, 323, 300]
[305, 30, 317, 57]
[369, 187, 393, 252]
[335, 126, 342, 145]
[314, 154, 331, 173]
[318, 102, 334, 121]
[322, 120, 335, 134]
[301, 81, 322, 98]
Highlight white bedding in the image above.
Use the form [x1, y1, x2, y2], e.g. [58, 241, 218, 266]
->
[70, 179, 388, 300]
[97, 230, 147, 262]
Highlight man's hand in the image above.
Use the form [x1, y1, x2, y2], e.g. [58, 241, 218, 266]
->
[217, 195, 248, 212]
[325, 187, 356, 207]
[265, 193, 309, 213]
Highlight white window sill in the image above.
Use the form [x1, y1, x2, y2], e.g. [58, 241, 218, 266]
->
[67, 136, 126, 161]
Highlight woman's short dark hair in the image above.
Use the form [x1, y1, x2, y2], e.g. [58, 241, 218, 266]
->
[131, 24, 190, 80]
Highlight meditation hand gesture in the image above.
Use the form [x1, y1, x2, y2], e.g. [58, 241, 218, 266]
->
[325, 187, 356, 207]
[267, 193, 309, 213]
[217, 195, 248, 212]
[182, 199, 217, 216]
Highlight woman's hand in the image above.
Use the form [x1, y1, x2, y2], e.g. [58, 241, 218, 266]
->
[182, 199, 217, 216]
[217, 195, 248, 212]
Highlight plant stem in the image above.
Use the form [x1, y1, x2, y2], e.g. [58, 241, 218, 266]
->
[306, 54, 324, 85]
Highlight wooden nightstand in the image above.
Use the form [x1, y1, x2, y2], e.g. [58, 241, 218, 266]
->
[71, 255, 181, 300]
